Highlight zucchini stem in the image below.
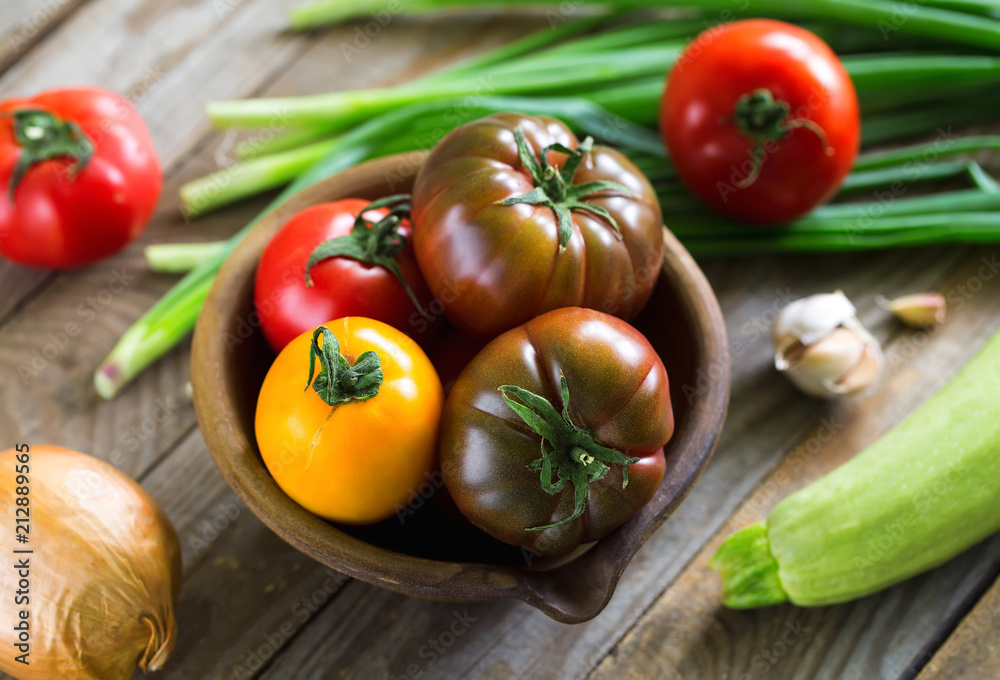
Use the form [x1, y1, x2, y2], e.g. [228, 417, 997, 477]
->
[710, 523, 789, 609]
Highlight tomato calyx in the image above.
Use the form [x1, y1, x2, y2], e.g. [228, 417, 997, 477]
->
[305, 195, 430, 319]
[5, 108, 94, 200]
[726, 88, 833, 189]
[500, 372, 640, 531]
[497, 127, 635, 255]
[306, 326, 384, 406]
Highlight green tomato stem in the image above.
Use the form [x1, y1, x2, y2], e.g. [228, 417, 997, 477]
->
[500, 374, 639, 531]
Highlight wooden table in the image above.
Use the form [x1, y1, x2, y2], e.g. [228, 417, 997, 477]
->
[1, 2, 999, 679]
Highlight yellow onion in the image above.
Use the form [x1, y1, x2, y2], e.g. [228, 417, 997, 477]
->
[0, 446, 180, 680]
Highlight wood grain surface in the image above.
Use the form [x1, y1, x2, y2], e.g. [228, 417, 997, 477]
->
[0, 2, 998, 679]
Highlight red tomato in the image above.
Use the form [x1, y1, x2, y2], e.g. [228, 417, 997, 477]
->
[254, 197, 440, 353]
[0, 87, 161, 268]
[661, 20, 859, 224]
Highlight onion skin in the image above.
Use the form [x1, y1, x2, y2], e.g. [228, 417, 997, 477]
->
[0, 446, 181, 680]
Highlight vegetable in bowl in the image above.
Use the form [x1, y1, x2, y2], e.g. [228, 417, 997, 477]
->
[254, 195, 439, 353]
[255, 318, 444, 525]
[440, 307, 674, 559]
[411, 112, 664, 338]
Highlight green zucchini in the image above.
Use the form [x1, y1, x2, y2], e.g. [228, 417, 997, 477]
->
[712, 330, 1000, 608]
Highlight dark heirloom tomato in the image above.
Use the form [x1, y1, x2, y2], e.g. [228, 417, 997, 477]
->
[661, 20, 859, 224]
[412, 112, 664, 339]
[440, 307, 674, 558]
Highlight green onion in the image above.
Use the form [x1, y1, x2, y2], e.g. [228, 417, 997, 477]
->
[182, 138, 339, 217]
[287, 0, 1000, 52]
[682, 213, 1000, 256]
[145, 242, 231, 273]
[840, 160, 991, 194]
[207, 44, 685, 129]
[854, 135, 1000, 170]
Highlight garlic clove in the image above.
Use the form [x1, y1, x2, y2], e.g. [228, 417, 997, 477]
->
[773, 292, 883, 399]
[877, 292, 947, 328]
[773, 291, 857, 348]
[833, 341, 884, 395]
[777, 327, 866, 398]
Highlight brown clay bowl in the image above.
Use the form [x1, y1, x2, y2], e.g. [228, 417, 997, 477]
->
[191, 151, 731, 624]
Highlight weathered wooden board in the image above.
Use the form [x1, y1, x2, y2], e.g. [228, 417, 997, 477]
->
[918, 575, 1000, 680]
[0, 0, 87, 76]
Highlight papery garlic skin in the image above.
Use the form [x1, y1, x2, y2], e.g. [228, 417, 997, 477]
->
[0, 447, 180, 680]
[878, 293, 947, 328]
[774, 291, 857, 349]
[773, 292, 883, 399]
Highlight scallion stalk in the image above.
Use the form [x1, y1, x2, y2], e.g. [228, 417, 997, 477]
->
[182, 137, 340, 217]
[287, 0, 1000, 51]
[145, 242, 231, 273]
[681, 213, 1000, 256]
[207, 44, 684, 129]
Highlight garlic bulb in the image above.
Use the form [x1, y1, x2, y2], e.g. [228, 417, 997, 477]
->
[773, 291, 883, 398]
[877, 292, 947, 328]
[0, 446, 180, 680]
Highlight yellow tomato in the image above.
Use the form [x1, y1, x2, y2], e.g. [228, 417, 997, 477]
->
[255, 317, 444, 524]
